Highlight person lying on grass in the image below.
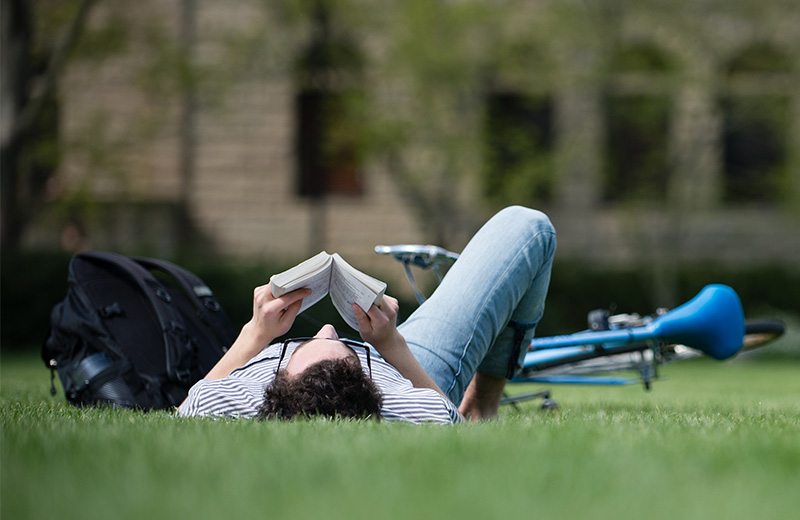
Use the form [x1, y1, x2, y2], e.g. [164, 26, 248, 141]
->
[178, 206, 556, 424]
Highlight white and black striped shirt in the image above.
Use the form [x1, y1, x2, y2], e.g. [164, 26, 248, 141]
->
[177, 342, 463, 424]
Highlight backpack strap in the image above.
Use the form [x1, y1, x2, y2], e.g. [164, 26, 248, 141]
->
[133, 257, 236, 348]
[79, 251, 197, 385]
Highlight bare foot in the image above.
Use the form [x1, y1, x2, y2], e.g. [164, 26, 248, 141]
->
[458, 372, 507, 422]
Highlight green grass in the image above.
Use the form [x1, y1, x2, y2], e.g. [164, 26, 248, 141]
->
[3, 353, 799, 520]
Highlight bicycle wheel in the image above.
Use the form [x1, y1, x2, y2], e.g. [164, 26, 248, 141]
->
[742, 319, 786, 350]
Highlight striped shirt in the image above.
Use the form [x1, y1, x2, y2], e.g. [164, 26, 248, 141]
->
[177, 341, 463, 424]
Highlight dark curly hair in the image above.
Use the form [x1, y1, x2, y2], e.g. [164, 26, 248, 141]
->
[257, 356, 383, 421]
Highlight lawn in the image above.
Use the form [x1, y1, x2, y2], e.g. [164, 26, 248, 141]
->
[2, 351, 799, 520]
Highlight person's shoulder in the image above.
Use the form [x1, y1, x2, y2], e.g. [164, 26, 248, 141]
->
[178, 377, 265, 418]
[227, 344, 283, 380]
[379, 386, 462, 424]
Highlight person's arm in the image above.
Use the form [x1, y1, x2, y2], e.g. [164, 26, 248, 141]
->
[352, 296, 446, 397]
[203, 284, 311, 380]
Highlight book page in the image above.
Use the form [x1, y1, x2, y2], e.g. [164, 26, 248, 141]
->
[332, 253, 387, 295]
[330, 254, 387, 330]
[269, 252, 333, 314]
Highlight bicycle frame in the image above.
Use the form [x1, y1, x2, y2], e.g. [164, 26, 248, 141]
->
[376, 245, 746, 395]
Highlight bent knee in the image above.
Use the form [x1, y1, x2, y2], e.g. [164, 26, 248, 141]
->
[497, 205, 556, 237]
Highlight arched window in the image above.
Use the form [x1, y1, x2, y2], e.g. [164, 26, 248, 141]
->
[295, 9, 364, 198]
[603, 44, 676, 202]
[721, 44, 791, 204]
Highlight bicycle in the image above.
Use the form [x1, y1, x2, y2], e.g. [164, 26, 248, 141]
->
[375, 244, 787, 410]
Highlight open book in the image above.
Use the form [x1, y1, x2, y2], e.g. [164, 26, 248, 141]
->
[269, 251, 387, 330]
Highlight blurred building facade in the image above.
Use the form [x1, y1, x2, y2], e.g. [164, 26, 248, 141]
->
[20, 0, 800, 293]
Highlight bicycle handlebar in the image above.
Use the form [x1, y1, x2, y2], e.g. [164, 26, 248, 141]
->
[374, 244, 460, 270]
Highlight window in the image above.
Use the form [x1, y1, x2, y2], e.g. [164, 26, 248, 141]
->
[295, 11, 364, 198]
[604, 95, 671, 202]
[296, 88, 364, 197]
[603, 44, 675, 203]
[483, 92, 554, 205]
[721, 44, 791, 204]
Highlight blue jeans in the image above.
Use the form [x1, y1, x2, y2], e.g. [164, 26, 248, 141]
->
[397, 206, 556, 405]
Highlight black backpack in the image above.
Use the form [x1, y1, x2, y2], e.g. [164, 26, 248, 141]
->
[42, 251, 237, 410]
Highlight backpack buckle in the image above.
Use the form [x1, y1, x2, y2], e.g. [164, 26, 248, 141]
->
[99, 302, 123, 318]
[175, 369, 192, 384]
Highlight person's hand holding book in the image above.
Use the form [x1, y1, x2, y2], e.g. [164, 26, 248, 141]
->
[201, 284, 310, 381]
[250, 283, 311, 345]
[352, 295, 400, 352]
[352, 295, 446, 397]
